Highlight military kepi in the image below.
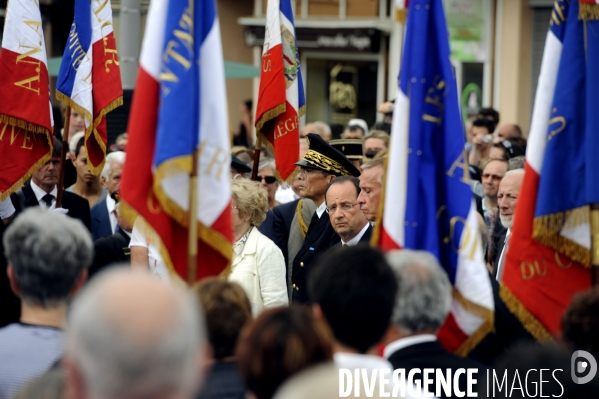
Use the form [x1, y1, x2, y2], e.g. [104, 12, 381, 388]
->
[329, 139, 363, 162]
[296, 133, 360, 177]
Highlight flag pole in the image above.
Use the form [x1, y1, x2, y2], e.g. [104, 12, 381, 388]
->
[251, 134, 262, 180]
[591, 204, 599, 286]
[55, 107, 72, 208]
[187, 148, 199, 284]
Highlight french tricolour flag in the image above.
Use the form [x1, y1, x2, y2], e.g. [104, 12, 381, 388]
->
[500, 0, 595, 341]
[120, 0, 232, 282]
[56, 0, 122, 175]
[255, 0, 305, 181]
[0, 0, 54, 199]
[375, 0, 494, 355]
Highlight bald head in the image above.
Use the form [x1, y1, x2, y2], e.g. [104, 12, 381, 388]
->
[65, 270, 205, 399]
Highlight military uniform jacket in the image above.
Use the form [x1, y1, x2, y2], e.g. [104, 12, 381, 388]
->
[291, 210, 340, 303]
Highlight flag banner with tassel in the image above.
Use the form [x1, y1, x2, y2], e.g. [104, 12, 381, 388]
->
[0, 0, 54, 200]
[395, 0, 409, 22]
[56, 0, 123, 175]
[501, 0, 596, 341]
[373, 0, 494, 356]
[255, 0, 305, 181]
[120, 0, 233, 282]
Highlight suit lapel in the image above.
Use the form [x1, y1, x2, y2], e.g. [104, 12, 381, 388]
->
[21, 184, 39, 208]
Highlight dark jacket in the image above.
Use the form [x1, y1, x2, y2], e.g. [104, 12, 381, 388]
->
[90, 197, 113, 240]
[332, 224, 373, 247]
[196, 361, 246, 399]
[387, 340, 485, 398]
[291, 211, 339, 303]
[10, 182, 92, 232]
[89, 229, 131, 280]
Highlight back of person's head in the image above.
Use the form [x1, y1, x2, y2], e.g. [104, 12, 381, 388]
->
[561, 287, 599, 359]
[385, 250, 451, 334]
[193, 278, 252, 360]
[508, 156, 525, 171]
[3, 208, 92, 307]
[236, 306, 333, 399]
[308, 246, 397, 353]
[64, 269, 205, 399]
[68, 132, 85, 155]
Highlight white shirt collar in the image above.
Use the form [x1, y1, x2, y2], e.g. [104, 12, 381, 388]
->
[315, 201, 327, 218]
[342, 222, 370, 246]
[106, 195, 118, 233]
[383, 334, 437, 359]
[30, 181, 58, 206]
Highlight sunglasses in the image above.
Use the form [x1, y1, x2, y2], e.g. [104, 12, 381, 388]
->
[254, 175, 277, 184]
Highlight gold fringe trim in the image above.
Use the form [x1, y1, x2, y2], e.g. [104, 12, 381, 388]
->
[153, 156, 234, 262]
[87, 97, 123, 176]
[454, 317, 494, 357]
[395, 8, 407, 23]
[451, 287, 495, 356]
[55, 92, 93, 129]
[296, 199, 309, 240]
[532, 207, 591, 267]
[298, 104, 306, 118]
[0, 121, 53, 201]
[255, 103, 287, 134]
[256, 129, 301, 184]
[580, 3, 599, 21]
[499, 284, 554, 343]
[0, 114, 51, 136]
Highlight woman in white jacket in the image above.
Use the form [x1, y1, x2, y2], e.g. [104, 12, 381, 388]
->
[227, 178, 288, 315]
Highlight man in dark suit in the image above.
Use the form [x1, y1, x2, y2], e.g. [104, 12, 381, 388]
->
[90, 151, 125, 240]
[89, 202, 132, 280]
[325, 176, 372, 247]
[291, 133, 360, 303]
[10, 138, 91, 232]
[384, 250, 484, 398]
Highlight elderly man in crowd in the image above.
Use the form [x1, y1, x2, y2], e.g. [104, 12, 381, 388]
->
[325, 176, 371, 246]
[291, 133, 360, 303]
[362, 130, 389, 160]
[63, 269, 206, 399]
[302, 121, 332, 142]
[90, 151, 126, 240]
[494, 169, 525, 281]
[357, 157, 384, 223]
[384, 250, 484, 397]
[0, 209, 93, 398]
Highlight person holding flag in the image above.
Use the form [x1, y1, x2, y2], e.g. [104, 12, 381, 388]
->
[254, 0, 305, 182]
[0, 0, 54, 202]
[120, 0, 233, 283]
[374, 0, 494, 355]
[56, 0, 123, 177]
[500, 0, 598, 342]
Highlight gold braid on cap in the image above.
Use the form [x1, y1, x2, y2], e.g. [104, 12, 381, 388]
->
[303, 149, 350, 176]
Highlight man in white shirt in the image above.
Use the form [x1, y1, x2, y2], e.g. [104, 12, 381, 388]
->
[325, 176, 371, 247]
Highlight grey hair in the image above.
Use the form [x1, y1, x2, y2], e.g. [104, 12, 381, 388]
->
[385, 250, 452, 334]
[312, 121, 332, 139]
[504, 167, 525, 178]
[360, 157, 385, 184]
[508, 156, 525, 171]
[66, 269, 205, 399]
[251, 157, 277, 176]
[101, 151, 126, 180]
[68, 132, 85, 154]
[3, 208, 93, 307]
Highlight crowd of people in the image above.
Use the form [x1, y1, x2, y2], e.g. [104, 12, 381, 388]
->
[0, 105, 598, 399]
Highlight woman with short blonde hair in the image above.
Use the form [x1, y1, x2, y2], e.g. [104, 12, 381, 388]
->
[228, 179, 288, 315]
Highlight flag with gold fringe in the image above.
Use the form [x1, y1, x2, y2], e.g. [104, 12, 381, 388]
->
[501, 0, 596, 342]
[255, 0, 305, 181]
[373, 0, 494, 356]
[0, 0, 54, 200]
[56, 0, 123, 175]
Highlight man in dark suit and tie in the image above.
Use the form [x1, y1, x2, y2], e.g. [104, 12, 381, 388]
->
[291, 133, 360, 303]
[90, 151, 125, 240]
[383, 250, 484, 398]
[10, 138, 91, 232]
[325, 176, 372, 247]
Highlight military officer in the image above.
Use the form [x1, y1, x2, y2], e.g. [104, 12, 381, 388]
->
[291, 133, 360, 303]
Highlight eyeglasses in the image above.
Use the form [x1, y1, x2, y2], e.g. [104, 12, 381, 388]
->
[254, 175, 277, 184]
[326, 203, 359, 213]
